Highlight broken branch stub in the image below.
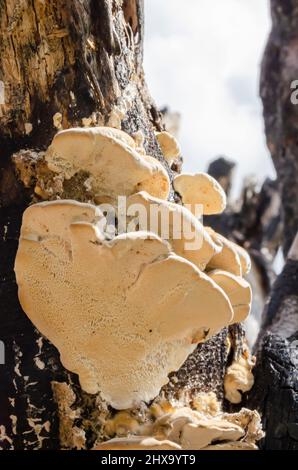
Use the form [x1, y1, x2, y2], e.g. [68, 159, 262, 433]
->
[15, 200, 233, 410]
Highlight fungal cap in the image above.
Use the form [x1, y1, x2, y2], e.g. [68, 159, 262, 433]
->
[180, 420, 244, 450]
[202, 441, 258, 450]
[206, 228, 242, 276]
[97, 407, 263, 450]
[153, 408, 244, 450]
[95, 436, 181, 450]
[173, 173, 227, 215]
[155, 131, 181, 161]
[208, 270, 252, 324]
[45, 127, 170, 202]
[231, 242, 251, 274]
[224, 356, 255, 404]
[126, 191, 222, 271]
[97, 127, 136, 148]
[15, 200, 233, 410]
[20, 199, 104, 241]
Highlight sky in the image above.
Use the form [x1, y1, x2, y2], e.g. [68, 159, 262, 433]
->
[143, 0, 274, 196]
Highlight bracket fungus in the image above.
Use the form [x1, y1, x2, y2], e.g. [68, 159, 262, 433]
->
[208, 270, 252, 324]
[232, 243, 251, 275]
[95, 406, 263, 450]
[96, 436, 181, 450]
[45, 127, 170, 203]
[173, 173, 227, 216]
[155, 131, 181, 164]
[153, 408, 244, 450]
[15, 200, 234, 410]
[126, 191, 222, 271]
[206, 228, 246, 276]
[224, 355, 256, 404]
[13, 122, 257, 447]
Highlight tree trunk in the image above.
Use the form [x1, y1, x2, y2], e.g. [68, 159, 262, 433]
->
[248, 234, 298, 450]
[0, 0, 235, 450]
[247, 0, 298, 449]
[260, 0, 298, 256]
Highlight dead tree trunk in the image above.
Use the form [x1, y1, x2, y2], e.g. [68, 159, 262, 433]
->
[0, 1, 235, 450]
[247, 0, 298, 449]
[248, 234, 298, 450]
[260, 0, 298, 256]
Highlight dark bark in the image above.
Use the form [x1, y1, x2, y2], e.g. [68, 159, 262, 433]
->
[248, 235, 298, 449]
[249, 332, 298, 450]
[247, 0, 298, 449]
[260, 0, 298, 256]
[207, 157, 235, 198]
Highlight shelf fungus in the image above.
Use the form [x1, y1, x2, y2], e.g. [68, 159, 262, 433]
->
[95, 406, 263, 450]
[224, 353, 256, 404]
[155, 131, 181, 165]
[45, 127, 170, 203]
[206, 228, 250, 277]
[13, 124, 258, 448]
[208, 270, 252, 324]
[15, 200, 234, 410]
[173, 173, 227, 216]
[96, 437, 181, 450]
[126, 191, 222, 271]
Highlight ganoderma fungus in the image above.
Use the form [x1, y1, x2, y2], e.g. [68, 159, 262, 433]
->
[173, 173, 227, 216]
[208, 270, 252, 324]
[15, 200, 233, 409]
[126, 191, 222, 271]
[45, 127, 170, 203]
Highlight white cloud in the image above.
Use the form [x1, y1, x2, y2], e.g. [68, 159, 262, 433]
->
[144, 0, 275, 196]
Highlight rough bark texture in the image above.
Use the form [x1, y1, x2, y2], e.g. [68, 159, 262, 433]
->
[260, 0, 298, 256]
[205, 0, 298, 443]
[0, 0, 235, 450]
[248, 0, 298, 449]
[249, 333, 298, 450]
[248, 235, 298, 450]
